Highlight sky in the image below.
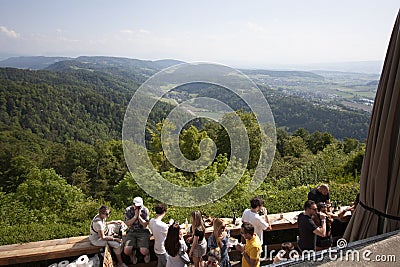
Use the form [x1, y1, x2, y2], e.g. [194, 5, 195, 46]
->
[0, 0, 399, 68]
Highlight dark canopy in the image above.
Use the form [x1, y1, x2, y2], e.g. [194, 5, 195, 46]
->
[344, 10, 400, 242]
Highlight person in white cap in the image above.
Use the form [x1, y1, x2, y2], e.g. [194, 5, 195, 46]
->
[124, 196, 151, 264]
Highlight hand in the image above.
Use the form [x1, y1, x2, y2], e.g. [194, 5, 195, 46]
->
[235, 243, 244, 252]
[319, 213, 327, 220]
[186, 236, 193, 243]
[115, 220, 123, 224]
[188, 250, 193, 257]
[115, 238, 122, 243]
[260, 207, 267, 215]
[134, 207, 140, 215]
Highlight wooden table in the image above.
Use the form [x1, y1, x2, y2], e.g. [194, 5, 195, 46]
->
[197, 210, 302, 238]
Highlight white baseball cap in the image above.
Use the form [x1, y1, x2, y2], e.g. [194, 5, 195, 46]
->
[133, 196, 143, 206]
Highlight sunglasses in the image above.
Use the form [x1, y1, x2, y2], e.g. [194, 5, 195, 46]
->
[103, 211, 111, 216]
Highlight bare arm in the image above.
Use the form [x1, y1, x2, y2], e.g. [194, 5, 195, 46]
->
[137, 214, 149, 228]
[313, 213, 326, 237]
[261, 207, 272, 230]
[99, 229, 121, 243]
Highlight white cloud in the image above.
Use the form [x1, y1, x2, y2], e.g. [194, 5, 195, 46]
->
[247, 22, 265, 33]
[139, 29, 150, 34]
[120, 29, 150, 35]
[0, 26, 20, 38]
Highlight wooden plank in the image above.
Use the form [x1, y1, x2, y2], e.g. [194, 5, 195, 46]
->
[0, 237, 101, 266]
[0, 236, 89, 252]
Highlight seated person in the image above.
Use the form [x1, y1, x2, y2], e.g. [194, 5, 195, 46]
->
[308, 184, 331, 211]
[337, 193, 359, 223]
[331, 193, 359, 238]
[312, 202, 333, 250]
[89, 206, 127, 267]
[273, 242, 297, 263]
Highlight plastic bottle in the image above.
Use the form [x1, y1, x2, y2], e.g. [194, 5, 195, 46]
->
[184, 218, 188, 231]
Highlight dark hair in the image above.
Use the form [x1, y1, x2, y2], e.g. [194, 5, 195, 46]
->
[241, 222, 255, 235]
[250, 197, 264, 209]
[99, 205, 109, 214]
[155, 203, 167, 215]
[165, 223, 181, 257]
[304, 200, 316, 211]
[317, 202, 326, 211]
[280, 242, 294, 259]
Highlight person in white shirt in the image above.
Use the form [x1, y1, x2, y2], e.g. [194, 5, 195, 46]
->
[241, 197, 272, 245]
[149, 203, 169, 267]
[89, 206, 127, 267]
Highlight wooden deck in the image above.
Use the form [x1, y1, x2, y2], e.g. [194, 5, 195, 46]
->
[0, 209, 340, 266]
[0, 236, 102, 266]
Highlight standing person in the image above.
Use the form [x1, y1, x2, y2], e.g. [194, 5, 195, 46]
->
[89, 206, 127, 267]
[187, 210, 207, 267]
[149, 203, 169, 267]
[235, 222, 262, 267]
[241, 197, 271, 245]
[308, 184, 331, 210]
[207, 218, 231, 267]
[124, 196, 151, 264]
[165, 223, 189, 267]
[297, 200, 326, 251]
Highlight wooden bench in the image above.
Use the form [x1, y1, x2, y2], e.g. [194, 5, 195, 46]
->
[0, 236, 102, 266]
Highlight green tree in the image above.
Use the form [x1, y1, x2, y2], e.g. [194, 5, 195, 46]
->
[282, 136, 308, 158]
[306, 131, 334, 154]
[343, 137, 360, 154]
[16, 168, 86, 220]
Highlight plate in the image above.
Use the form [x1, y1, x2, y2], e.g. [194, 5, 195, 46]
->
[228, 237, 238, 247]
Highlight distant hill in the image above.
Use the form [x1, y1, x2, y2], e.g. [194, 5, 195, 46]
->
[271, 60, 383, 74]
[241, 69, 324, 79]
[0, 56, 71, 70]
[0, 56, 371, 141]
[0, 56, 184, 73]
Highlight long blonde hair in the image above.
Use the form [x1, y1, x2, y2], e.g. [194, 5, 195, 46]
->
[190, 210, 205, 232]
[212, 218, 225, 248]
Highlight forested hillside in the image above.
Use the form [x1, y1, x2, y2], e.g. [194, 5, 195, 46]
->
[0, 60, 363, 245]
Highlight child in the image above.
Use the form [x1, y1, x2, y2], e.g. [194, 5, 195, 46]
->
[206, 248, 222, 266]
